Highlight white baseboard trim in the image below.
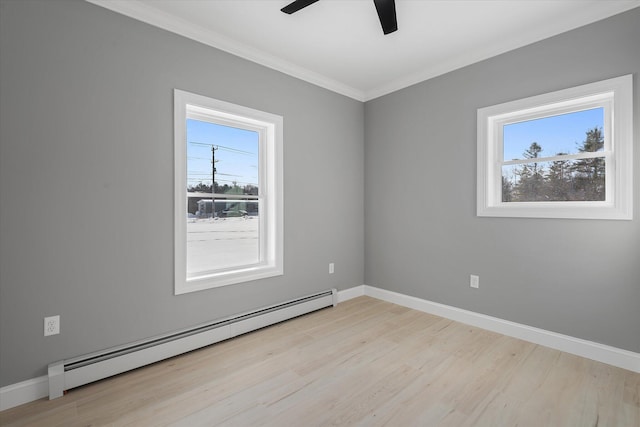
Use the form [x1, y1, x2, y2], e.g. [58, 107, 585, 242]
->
[336, 285, 365, 303]
[0, 375, 48, 411]
[358, 285, 640, 373]
[3, 284, 637, 410]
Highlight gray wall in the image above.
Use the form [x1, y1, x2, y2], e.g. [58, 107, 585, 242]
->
[1, 0, 639, 389]
[365, 8, 640, 353]
[0, 0, 364, 386]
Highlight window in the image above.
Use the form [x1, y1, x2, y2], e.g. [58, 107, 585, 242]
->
[174, 90, 283, 294]
[477, 75, 633, 219]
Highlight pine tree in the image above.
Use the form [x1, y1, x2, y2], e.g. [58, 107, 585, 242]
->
[515, 142, 545, 201]
[502, 176, 513, 202]
[572, 127, 605, 201]
[545, 153, 570, 201]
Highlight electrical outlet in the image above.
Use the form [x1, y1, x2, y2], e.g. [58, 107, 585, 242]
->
[44, 315, 60, 336]
[470, 275, 480, 289]
[329, 262, 335, 274]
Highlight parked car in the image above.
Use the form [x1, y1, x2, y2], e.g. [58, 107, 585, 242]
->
[221, 209, 248, 218]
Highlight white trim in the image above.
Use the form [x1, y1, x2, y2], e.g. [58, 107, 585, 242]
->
[357, 285, 640, 373]
[4, 285, 639, 408]
[336, 285, 365, 303]
[174, 90, 284, 294]
[85, 0, 640, 102]
[85, 0, 365, 101]
[477, 74, 633, 220]
[362, 4, 640, 101]
[0, 376, 48, 411]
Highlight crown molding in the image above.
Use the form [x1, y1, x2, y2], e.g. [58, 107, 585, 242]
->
[85, 0, 366, 101]
[85, 1, 639, 103]
[363, 2, 640, 101]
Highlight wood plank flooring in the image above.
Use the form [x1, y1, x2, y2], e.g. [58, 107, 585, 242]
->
[1, 296, 638, 426]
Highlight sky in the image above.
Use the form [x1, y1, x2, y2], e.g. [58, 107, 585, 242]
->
[503, 107, 604, 161]
[187, 119, 259, 189]
[185, 109, 602, 188]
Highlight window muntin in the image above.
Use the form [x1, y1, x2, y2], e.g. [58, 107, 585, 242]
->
[477, 75, 632, 219]
[175, 90, 283, 294]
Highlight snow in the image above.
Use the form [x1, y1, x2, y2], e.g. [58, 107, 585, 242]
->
[187, 217, 259, 275]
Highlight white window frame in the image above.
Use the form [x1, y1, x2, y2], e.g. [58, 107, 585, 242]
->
[174, 89, 283, 294]
[477, 74, 633, 220]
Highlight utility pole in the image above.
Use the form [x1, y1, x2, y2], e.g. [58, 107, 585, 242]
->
[211, 145, 218, 217]
[189, 141, 223, 216]
[212, 145, 217, 192]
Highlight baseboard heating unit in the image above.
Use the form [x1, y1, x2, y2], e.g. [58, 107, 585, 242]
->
[48, 288, 337, 399]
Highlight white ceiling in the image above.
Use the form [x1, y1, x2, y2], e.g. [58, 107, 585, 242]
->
[87, 0, 640, 101]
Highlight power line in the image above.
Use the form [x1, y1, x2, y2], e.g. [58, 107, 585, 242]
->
[188, 141, 254, 155]
[189, 171, 242, 177]
[188, 142, 256, 196]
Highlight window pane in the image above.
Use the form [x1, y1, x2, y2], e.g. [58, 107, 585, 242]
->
[503, 108, 604, 161]
[187, 119, 259, 195]
[186, 119, 260, 276]
[187, 197, 260, 276]
[502, 157, 605, 202]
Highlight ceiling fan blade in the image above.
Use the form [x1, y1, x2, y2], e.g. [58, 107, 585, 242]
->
[373, 0, 397, 34]
[281, 0, 320, 14]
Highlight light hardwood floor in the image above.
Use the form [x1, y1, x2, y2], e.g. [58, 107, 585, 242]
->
[2, 296, 639, 426]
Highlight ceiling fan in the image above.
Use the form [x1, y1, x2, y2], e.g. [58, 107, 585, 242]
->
[281, 0, 398, 35]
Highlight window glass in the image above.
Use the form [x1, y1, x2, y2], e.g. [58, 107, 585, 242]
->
[501, 157, 605, 202]
[501, 108, 606, 203]
[503, 108, 604, 161]
[186, 120, 260, 276]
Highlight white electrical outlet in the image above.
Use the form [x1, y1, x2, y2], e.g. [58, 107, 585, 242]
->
[329, 263, 335, 274]
[470, 275, 479, 289]
[44, 315, 60, 336]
